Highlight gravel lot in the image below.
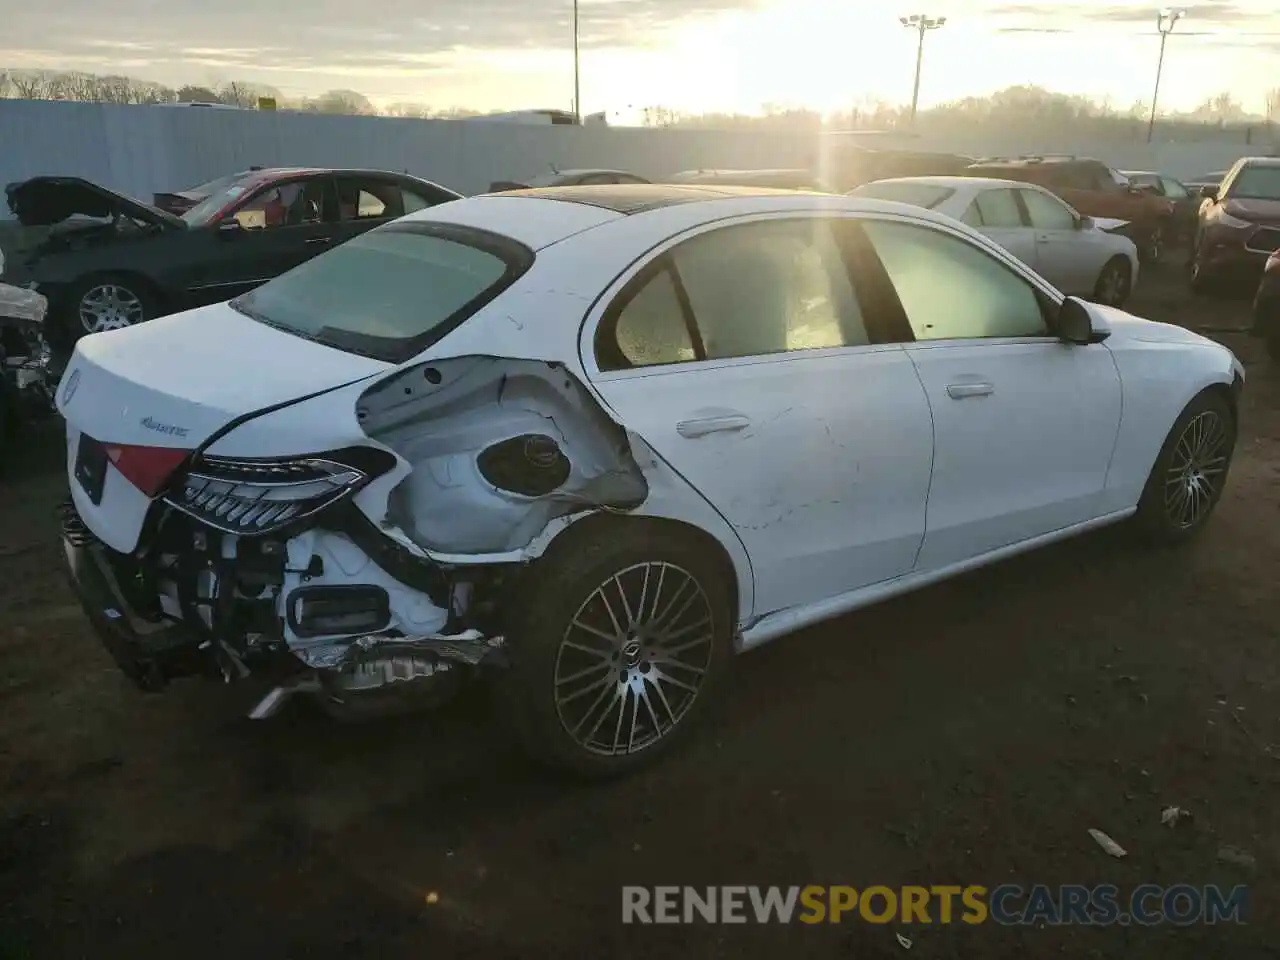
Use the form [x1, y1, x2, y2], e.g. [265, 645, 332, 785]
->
[1, 261, 1277, 959]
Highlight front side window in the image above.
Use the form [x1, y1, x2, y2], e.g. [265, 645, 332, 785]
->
[863, 220, 1049, 341]
[231, 224, 530, 362]
[228, 180, 327, 230]
[972, 189, 1023, 228]
[1020, 189, 1076, 230]
[595, 218, 869, 370]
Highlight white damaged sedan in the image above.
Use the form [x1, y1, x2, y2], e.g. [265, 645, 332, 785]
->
[58, 185, 1244, 776]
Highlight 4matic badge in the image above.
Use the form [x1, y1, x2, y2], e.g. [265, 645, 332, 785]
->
[140, 416, 190, 438]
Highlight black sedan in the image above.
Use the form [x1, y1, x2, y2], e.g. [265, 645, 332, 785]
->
[2, 168, 461, 349]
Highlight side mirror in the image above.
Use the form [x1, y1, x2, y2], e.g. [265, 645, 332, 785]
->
[1199, 185, 1218, 200]
[1074, 215, 1094, 231]
[217, 218, 244, 238]
[1056, 296, 1108, 345]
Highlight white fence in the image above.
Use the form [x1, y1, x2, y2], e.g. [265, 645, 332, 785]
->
[0, 99, 1274, 206]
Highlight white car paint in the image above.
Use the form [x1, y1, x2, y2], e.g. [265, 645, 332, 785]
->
[57, 190, 1242, 666]
[849, 176, 1140, 302]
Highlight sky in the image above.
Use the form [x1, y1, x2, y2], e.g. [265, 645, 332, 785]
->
[1, 0, 1278, 116]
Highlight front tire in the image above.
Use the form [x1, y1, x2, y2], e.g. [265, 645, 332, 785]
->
[62, 274, 156, 346]
[1093, 256, 1132, 306]
[1134, 391, 1236, 544]
[501, 525, 734, 778]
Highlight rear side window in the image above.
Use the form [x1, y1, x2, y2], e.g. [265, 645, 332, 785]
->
[849, 182, 955, 209]
[595, 218, 869, 370]
[231, 224, 532, 362]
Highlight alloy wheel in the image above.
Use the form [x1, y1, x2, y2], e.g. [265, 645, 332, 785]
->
[1164, 410, 1229, 529]
[553, 561, 715, 757]
[79, 284, 144, 333]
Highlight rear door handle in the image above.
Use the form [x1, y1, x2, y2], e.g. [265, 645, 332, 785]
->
[946, 382, 994, 400]
[305, 236, 333, 245]
[676, 415, 751, 438]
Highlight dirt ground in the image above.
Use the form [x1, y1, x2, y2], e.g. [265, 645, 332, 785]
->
[1, 261, 1277, 959]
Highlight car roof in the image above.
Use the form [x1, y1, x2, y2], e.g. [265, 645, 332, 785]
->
[404, 186, 970, 251]
[488, 183, 818, 215]
[857, 175, 1026, 190]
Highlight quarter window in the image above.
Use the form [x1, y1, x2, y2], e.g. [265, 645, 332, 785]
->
[596, 219, 870, 370]
[1020, 189, 1076, 230]
[1160, 177, 1189, 199]
[972, 189, 1023, 228]
[863, 220, 1049, 341]
[336, 178, 404, 221]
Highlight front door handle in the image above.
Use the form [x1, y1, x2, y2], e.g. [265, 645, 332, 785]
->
[305, 236, 333, 245]
[946, 382, 995, 400]
[676, 415, 751, 438]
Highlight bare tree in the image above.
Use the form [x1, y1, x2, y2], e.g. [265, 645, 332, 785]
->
[0, 70, 11, 99]
[10, 71, 51, 99]
[1265, 87, 1280, 123]
[310, 89, 375, 115]
[384, 101, 431, 118]
[176, 84, 219, 103]
[218, 81, 257, 108]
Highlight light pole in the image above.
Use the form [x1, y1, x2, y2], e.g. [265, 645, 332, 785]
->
[1147, 7, 1185, 143]
[899, 14, 946, 124]
[573, 0, 581, 123]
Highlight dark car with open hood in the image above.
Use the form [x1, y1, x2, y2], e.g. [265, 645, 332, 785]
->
[2, 169, 461, 351]
[1191, 157, 1280, 292]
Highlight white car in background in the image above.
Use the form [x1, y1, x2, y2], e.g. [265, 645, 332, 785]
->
[57, 185, 1242, 777]
[850, 176, 1139, 307]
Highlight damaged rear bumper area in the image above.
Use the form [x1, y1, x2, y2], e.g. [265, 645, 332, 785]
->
[61, 499, 506, 713]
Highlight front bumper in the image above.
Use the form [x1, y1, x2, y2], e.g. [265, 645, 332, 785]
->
[60, 501, 211, 691]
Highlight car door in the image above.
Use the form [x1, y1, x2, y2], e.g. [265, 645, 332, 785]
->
[859, 216, 1122, 571]
[582, 215, 936, 618]
[185, 176, 338, 306]
[1017, 187, 1101, 294]
[960, 187, 1038, 270]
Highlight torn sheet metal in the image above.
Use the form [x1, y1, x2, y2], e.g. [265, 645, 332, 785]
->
[356, 356, 648, 554]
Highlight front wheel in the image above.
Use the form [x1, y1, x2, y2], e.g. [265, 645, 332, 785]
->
[1134, 391, 1236, 544]
[1093, 257, 1132, 306]
[57, 275, 156, 351]
[500, 525, 734, 778]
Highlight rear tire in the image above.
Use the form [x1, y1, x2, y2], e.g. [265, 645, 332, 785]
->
[1134, 391, 1236, 545]
[499, 524, 734, 778]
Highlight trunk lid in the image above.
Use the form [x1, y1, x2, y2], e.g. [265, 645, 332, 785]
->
[6, 176, 185, 229]
[59, 301, 391, 552]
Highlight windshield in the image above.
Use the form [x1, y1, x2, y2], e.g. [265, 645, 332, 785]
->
[850, 182, 955, 209]
[181, 175, 257, 225]
[230, 223, 532, 362]
[1226, 166, 1280, 201]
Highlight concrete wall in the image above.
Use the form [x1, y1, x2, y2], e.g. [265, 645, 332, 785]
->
[0, 99, 1274, 207]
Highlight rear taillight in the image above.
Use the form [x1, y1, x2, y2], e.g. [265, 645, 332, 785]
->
[103, 443, 191, 497]
[162, 452, 391, 536]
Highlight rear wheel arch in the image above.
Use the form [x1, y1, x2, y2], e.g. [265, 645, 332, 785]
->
[533, 512, 744, 633]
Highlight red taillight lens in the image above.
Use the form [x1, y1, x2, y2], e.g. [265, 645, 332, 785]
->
[103, 443, 191, 497]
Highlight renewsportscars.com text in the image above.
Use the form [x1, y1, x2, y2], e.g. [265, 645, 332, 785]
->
[621, 884, 1247, 926]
